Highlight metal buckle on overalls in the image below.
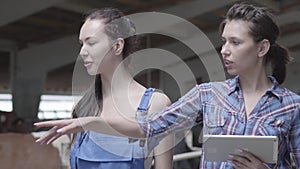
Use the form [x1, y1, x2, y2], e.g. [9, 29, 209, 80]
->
[127, 110, 147, 147]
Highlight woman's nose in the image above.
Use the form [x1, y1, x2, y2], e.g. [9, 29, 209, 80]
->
[220, 44, 230, 58]
[79, 46, 88, 59]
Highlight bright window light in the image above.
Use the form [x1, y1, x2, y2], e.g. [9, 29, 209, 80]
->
[0, 93, 81, 120]
[38, 95, 81, 120]
[0, 94, 13, 112]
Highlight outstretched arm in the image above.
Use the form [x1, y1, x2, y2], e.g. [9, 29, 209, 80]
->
[35, 85, 203, 145]
[34, 115, 144, 144]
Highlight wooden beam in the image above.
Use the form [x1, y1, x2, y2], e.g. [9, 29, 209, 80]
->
[0, 0, 66, 27]
[252, 0, 280, 12]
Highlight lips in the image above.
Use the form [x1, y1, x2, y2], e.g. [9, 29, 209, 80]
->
[83, 61, 93, 68]
[224, 59, 233, 68]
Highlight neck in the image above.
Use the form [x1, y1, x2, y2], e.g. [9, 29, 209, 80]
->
[239, 68, 272, 94]
[100, 64, 134, 98]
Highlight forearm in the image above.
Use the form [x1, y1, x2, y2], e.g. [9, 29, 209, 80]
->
[153, 149, 174, 169]
[138, 86, 202, 139]
[153, 134, 174, 169]
[83, 116, 146, 139]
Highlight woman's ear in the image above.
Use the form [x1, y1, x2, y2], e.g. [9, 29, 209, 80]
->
[258, 39, 270, 58]
[113, 38, 125, 55]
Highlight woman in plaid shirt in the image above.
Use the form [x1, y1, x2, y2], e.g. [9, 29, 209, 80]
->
[36, 2, 300, 169]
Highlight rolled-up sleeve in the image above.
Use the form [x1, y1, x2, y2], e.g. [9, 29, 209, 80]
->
[136, 85, 203, 149]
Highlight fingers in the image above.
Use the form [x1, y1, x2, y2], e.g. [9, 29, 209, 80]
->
[34, 119, 71, 142]
[57, 120, 83, 135]
[237, 149, 260, 163]
[35, 126, 60, 144]
[34, 119, 83, 145]
[229, 159, 247, 169]
[228, 154, 251, 168]
[228, 149, 268, 169]
[34, 119, 69, 128]
[34, 120, 69, 144]
[46, 132, 63, 144]
[34, 121, 59, 127]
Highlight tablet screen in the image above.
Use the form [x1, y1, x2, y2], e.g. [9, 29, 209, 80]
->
[203, 135, 278, 163]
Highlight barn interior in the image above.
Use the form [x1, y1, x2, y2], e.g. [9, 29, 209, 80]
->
[0, 0, 299, 168]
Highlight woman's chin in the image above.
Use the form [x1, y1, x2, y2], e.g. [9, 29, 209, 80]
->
[86, 69, 98, 76]
[226, 69, 237, 76]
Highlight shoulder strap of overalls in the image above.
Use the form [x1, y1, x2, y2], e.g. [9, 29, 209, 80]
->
[136, 88, 156, 116]
[128, 88, 156, 146]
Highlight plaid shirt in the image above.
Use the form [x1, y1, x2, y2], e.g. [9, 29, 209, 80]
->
[137, 76, 300, 169]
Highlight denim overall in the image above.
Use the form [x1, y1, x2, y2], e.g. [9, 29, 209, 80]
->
[70, 88, 155, 169]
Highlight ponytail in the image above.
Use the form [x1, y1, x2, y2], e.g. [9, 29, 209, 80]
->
[267, 43, 292, 84]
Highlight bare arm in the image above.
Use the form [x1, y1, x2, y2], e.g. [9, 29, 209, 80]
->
[149, 92, 174, 169]
[34, 114, 145, 144]
[153, 135, 174, 169]
[35, 85, 202, 145]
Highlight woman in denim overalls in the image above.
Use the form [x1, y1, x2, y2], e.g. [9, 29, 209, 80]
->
[44, 7, 173, 169]
[70, 7, 173, 169]
[70, 88, 165, 169]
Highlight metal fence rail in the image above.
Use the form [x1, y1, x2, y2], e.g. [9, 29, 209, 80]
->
[173, 150, 202, 162]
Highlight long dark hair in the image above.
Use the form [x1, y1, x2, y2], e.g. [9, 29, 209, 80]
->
[219, 3, 292, 84]
[71, 8, 140, 141]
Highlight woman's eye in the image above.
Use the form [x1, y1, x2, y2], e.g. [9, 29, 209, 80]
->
[232, 41, 240, 45]
[87, 41, 96, 46]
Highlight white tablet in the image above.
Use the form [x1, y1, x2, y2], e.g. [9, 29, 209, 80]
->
[203, 135, 278, 163]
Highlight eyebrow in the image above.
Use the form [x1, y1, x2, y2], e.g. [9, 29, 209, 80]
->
[79, 37, 94, 43]
[221, 36, 241, 41]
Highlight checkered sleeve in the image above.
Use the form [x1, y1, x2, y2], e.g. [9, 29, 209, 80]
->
[290, 105, 300, 168]
[136, 85, 204, 149]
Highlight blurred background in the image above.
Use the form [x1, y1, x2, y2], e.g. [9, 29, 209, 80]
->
[0, 0, 299, 168]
